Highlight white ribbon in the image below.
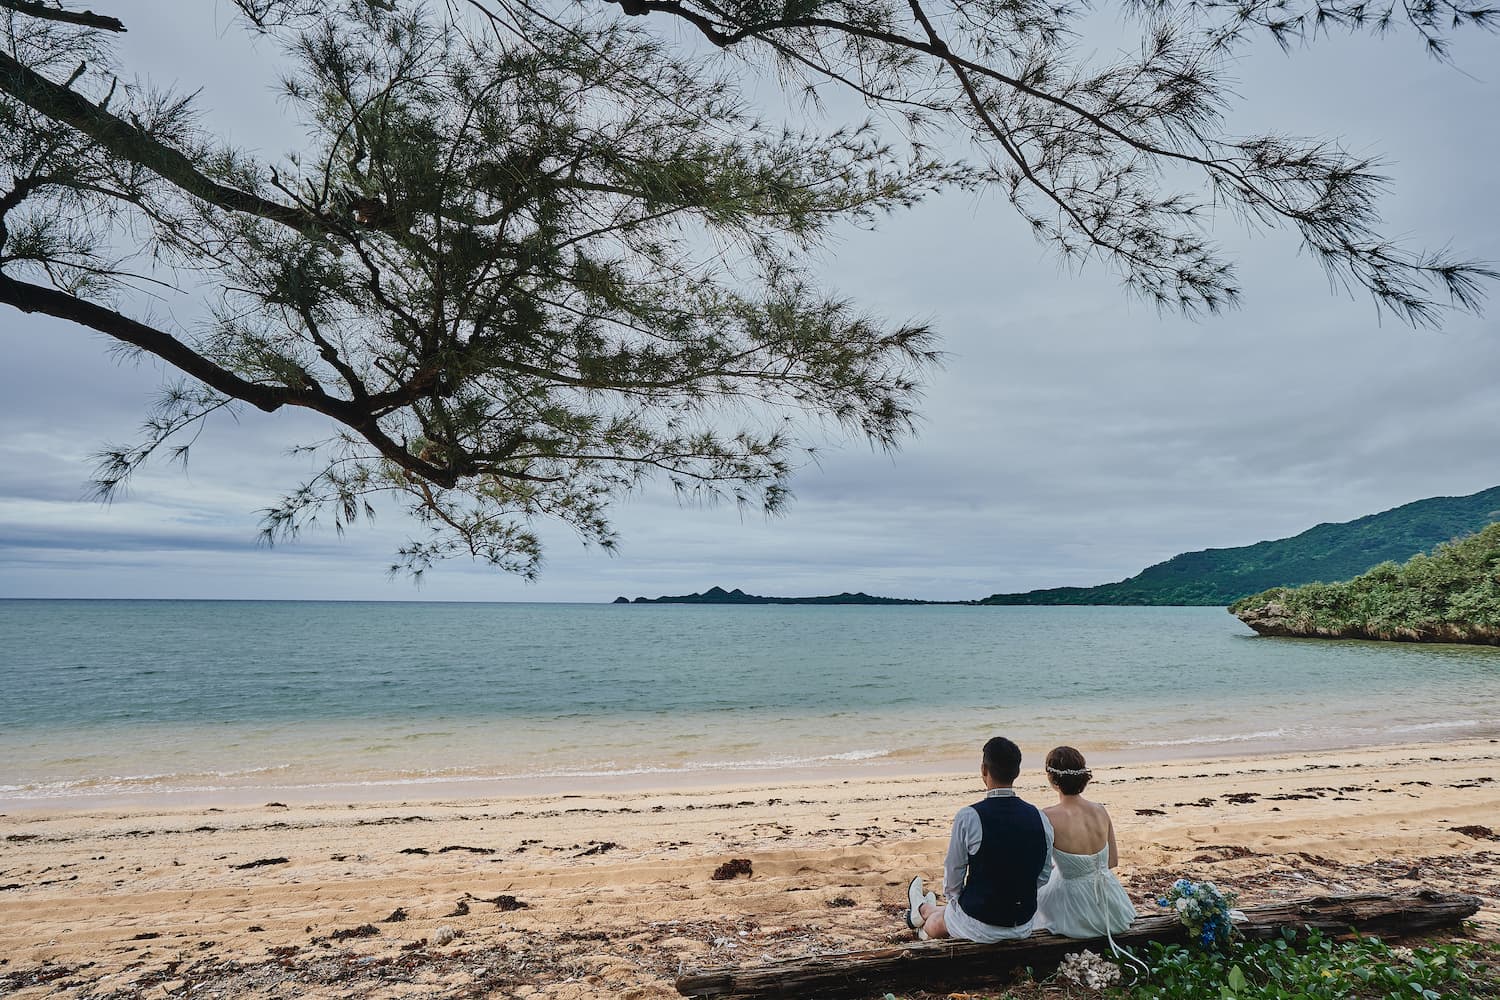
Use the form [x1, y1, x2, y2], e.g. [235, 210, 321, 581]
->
[1083, 862, 1151, 980]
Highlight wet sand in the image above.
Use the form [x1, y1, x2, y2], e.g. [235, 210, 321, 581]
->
[2, 739, 1497, 999]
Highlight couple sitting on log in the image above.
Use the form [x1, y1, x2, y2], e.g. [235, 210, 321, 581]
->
[906, 737, 1136, 944]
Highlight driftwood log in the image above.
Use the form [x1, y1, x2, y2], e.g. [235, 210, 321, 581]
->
[676, 891, 1481, 999]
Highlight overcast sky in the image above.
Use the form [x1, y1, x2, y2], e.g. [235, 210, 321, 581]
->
[1, 4, 1497, 603]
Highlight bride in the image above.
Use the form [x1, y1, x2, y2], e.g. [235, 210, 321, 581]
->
[1035, 746, 1137, 939]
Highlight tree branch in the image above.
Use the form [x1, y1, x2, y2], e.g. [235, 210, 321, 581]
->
[0, 272, 483, 487]
[0, 271, 296, 412]
[0, 50, 336, 238]
[596, 1, 1271, 206]
[0, 0, 125, 33]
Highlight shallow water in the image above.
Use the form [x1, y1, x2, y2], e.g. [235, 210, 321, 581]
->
[3, 600, 1497, 804]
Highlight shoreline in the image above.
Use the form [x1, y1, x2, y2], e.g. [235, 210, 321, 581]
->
[5, 727, 1497, 813]
[2, 737, 1496, 999]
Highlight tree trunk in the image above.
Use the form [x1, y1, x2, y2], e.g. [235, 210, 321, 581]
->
[675, 891, 1481, 999]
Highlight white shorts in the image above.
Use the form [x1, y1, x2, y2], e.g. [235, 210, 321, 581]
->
[944, 898, 1037, 943]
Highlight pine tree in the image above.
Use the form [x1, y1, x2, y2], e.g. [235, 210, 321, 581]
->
[0, 1, 1493, 575]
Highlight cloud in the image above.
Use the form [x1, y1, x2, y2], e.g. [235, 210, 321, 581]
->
[2, 7, 1498, 602]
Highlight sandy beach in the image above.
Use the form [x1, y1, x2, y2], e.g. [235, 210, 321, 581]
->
[2, 738, 1497, 999]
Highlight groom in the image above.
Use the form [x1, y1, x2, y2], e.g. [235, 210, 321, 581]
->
[906, 736, 1053, 941]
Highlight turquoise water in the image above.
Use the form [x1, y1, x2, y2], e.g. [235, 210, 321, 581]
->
[2, 600, 1497, 804]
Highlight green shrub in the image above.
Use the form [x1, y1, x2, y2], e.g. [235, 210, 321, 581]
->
[1117, 930, 1495, 1000]
[1231, 522, 1500, 638]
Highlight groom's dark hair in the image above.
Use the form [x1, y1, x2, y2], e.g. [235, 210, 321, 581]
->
[982, 736, 1022, 784]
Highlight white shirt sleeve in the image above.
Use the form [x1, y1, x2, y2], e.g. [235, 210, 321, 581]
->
[1036, 807, 1054, 888]
[942, 805, 983, 900]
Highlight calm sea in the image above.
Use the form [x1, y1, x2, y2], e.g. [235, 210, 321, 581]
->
[2, 600, 1497, 806]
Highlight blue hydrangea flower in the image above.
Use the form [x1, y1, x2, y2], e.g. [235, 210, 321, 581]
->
[1160, 878, 1238, 950]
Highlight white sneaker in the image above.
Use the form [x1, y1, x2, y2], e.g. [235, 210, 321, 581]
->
[905, 876, 926, 929]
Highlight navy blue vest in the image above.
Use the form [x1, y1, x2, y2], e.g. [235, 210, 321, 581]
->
[957, 794, 1048, 927]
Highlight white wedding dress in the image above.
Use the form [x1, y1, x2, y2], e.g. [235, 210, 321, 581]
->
[1034, 844, 1137, 939]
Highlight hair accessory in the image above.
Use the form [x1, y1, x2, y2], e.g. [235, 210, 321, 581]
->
[1046, 765, 1091, 776]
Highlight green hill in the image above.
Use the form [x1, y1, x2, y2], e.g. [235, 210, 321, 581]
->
[1230, 522, 1500, 644]
[981, 485, 1500, 607]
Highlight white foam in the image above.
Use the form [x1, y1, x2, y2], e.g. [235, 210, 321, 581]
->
[1131, 729, 1287, 747]
[0, 764, 296, 798]
[1388, 720, 1479, 733]
[1129, 717, 1492, 749]
[526, 748, 892, 779]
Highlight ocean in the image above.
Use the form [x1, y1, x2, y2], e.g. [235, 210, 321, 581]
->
[2, 600, 1497, 806]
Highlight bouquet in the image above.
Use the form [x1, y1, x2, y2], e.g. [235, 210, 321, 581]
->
[1158, 878, 1238, 948]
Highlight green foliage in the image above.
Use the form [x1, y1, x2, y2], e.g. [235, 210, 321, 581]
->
[984, 486, 1500, 606]
[0, 1, 956, 578]
[879, 933, 1496, 1000]
[1120, 931, 1495, 1000]
[1231, 521, 1500, 640]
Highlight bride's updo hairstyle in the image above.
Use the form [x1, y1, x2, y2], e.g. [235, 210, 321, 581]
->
[1045, 745, 1092, 796]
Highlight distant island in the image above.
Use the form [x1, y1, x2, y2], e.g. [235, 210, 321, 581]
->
[1231, 522, 1500, 645]
[979, 485, 1500, 607]
[613, 586, 956, 606]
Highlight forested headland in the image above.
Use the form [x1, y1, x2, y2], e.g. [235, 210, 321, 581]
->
[980, 486, 1500, 606]
[1230, 523, 1500, 644]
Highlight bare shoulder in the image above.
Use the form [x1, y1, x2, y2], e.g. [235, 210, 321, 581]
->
[1079, 797, 1113, 827]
